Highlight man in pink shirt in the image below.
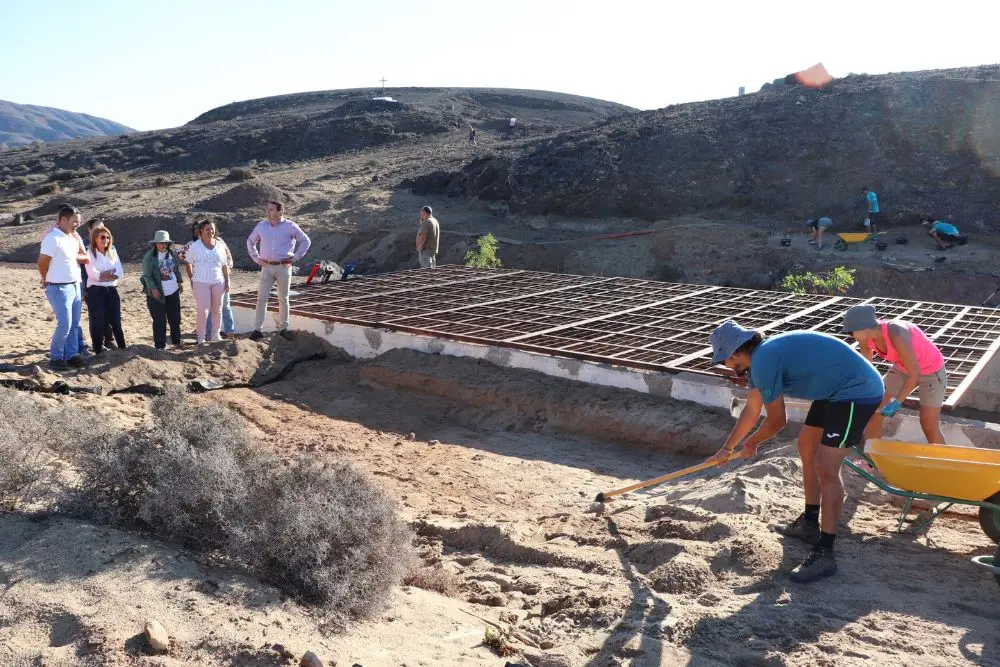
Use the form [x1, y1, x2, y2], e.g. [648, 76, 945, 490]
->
[245, 200, 311, 340]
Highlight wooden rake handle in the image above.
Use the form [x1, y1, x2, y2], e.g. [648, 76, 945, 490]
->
[595, 454, 735, 502]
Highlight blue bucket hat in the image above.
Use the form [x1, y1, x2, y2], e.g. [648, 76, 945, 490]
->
[710, 320, 757, 365]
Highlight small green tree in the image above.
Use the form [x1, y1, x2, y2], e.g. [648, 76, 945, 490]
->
[780, 266, 855, 295]
[464, 233, 503, 269]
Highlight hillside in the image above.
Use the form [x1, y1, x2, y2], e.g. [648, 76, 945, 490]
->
[412, 65, 1000, 228]
[1, 71, 999, 308]
[0, 100, 133, 148]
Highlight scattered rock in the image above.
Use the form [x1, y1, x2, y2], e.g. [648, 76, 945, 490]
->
[540, 640, 555, 650]
[524, 652, 574, 667]
[470, 593, 508, 607]
[271, 644, 295, 660]
[407, 432, 416, 440]
[300, 650, 325, 667]
[428, 439, 441, 446]
[540, 595, 573, 617]
[143, 619, 169, 653]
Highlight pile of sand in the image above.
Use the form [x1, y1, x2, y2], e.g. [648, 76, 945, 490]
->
[197, 179, 292, 212]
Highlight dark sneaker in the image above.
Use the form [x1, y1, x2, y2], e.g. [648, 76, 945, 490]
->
[773, 513, 821, 545]
[249, 330, 264, 341]
[790, 546, 838, 583]
[67, 355, 87, 368]
[50, 359, 69, 371]
[105, 339, 117, 349]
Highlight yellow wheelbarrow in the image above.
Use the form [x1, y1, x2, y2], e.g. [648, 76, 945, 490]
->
[834, 232, 884, 251]
[844, 440, 1000, 586]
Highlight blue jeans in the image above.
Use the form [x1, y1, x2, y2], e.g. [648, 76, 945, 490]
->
[205, 291, 235, 337]
[46, 283, 82, 361]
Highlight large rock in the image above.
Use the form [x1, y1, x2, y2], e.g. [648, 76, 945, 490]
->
[143, 619, 169, 653]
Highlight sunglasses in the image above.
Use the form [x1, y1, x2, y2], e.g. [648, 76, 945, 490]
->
[98, 235, 111, 240]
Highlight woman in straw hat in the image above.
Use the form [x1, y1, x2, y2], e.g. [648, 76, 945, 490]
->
[141, 230, 184, 349]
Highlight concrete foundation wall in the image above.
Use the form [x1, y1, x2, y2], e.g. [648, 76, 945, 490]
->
[233, 306, 1000, 448]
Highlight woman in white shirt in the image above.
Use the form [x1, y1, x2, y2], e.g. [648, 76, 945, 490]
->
[84, 225, 126, 354]
[179, 220, 236, 339]
[186, 220, 231, 344]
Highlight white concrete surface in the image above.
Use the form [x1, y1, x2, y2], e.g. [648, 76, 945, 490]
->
[234, 305, 1000, 445]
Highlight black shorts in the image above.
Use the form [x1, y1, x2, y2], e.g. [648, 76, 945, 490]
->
[867, 211, 879, 227]
[805, 399, 880, 448]
[939, 232, 960, 244]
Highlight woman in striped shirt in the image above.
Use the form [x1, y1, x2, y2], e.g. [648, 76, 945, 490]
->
[186, 220, 231, 344]
[84, 225, 127, 354]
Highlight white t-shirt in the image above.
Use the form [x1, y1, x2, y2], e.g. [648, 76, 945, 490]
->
[40, 228, 82, 284]
[158, 251, 179, 297]
[187, 240, 228, 284]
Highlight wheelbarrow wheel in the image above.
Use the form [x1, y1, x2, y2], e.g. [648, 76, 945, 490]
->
[995, 544, 1000, 586]
[978, 492, 1000, 543]
[835, 240, 848, 251]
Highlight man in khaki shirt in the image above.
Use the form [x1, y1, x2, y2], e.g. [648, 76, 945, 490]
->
[416, 205, 440, 268]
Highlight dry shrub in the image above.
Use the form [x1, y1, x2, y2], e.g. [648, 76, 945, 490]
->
[226, 166, 255, 182]
[0, 388, 112, 511]
[404, 565, 460, 597]
[71, 388, 413, 626]
[35, 182, 60, 195]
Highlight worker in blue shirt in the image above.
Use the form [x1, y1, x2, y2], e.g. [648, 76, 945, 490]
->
[708, 322, 884, 584]
[862, 187, 879, 234]
[922, 218, 961, 249]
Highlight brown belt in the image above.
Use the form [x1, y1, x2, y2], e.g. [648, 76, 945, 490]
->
[262, 260, 288, 265]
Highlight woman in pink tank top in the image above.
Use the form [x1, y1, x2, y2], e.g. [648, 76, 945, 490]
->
[842, 305, 947, 444]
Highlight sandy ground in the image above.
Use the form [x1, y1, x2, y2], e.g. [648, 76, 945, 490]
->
[1, 262, 999, 666]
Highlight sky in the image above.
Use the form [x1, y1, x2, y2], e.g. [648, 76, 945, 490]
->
[2, 0, 999, 131]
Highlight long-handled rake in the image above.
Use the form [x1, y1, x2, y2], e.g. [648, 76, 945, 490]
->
[593, 453, 737, 504]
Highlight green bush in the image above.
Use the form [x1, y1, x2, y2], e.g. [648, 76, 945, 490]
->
[464, 233, 503, 269]
[780, 266, 855, 295]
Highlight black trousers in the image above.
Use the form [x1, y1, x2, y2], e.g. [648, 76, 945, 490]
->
[147, 291, 182, 348]
[82, 270, 115, 346]
[86, 285, 126, 352]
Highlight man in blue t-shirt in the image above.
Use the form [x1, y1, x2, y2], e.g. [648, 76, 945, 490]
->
[862, 187, 879, 234]
[708, 321, 884, 583]
[922, 218, 962, 249]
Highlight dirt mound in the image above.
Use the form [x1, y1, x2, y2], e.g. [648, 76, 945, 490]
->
[415, 65, 1000, 227]
[100, 213, 187, 259]
[197, 179, 292, 212]
[651, 553, 715, 595]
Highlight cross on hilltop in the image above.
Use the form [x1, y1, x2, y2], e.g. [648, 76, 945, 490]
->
[379, 77, 388, 95]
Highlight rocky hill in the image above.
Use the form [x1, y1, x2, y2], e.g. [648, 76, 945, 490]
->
[410, 65, 1000, 229]
[0, 100, 133, 148]
[0, 88, 634, 177]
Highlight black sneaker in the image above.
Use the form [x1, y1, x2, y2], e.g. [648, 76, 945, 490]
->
[67, 355, 88, 368]
[790, 545, 838, 583]
[50, 359, 69, 371]
[105, 339, 117, 349]
[773, 513, 821, 545]
[249, 330, 264, 341]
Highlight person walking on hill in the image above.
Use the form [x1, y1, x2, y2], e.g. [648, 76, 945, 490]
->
[807, 217, 833, 250]
[862, 187, 879, 234]
[141, 231, 184, 349]
[416, 205, 440, 268]
[83, 225, 126, 354]
[246, 201, 311, 340]
[187, 220, 231, 345]
[842, 305, 948, 444]
[38, 205, 89, 370]
[922, 218, 962, 249]
[708, 322, 884, 583]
